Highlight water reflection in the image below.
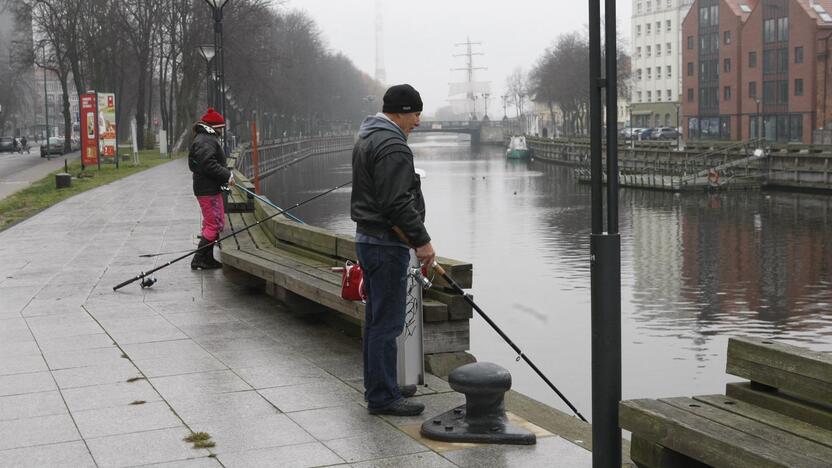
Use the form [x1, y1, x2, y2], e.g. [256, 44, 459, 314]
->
[262, 133, 832, 417]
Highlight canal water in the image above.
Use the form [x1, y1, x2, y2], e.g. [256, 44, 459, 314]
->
[261, 133, 832, 419]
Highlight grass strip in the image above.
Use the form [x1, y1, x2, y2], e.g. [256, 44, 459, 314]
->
[0, 150, 184, 232]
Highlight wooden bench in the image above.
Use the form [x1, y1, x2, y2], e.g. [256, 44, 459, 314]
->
[218, 175, 476, 363]
[620, 336, 832, 467]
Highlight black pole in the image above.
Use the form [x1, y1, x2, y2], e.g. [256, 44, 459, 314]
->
[590, 0, 622, 467]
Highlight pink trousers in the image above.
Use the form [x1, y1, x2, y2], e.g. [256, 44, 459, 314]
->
[197, 194, 225, 242]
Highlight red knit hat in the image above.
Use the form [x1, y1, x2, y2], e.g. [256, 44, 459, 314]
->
[201, 108, 225, 127]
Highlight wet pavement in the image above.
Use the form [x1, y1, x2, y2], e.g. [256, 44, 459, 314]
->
[0, 158, 591, 467]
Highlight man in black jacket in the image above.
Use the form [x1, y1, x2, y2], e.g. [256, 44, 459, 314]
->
[351, 84, 435, 416]
[189, 108, 234, 270]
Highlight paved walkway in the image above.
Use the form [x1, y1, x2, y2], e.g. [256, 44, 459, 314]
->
[0, 159, 591, 467]
[0, 149, 81, 201]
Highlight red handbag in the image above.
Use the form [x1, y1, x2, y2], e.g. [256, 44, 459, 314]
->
[337, 261, 367, 302]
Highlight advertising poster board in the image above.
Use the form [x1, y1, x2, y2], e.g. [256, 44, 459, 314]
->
[97, 93, 117, 160]
[79, 93, 98, 166]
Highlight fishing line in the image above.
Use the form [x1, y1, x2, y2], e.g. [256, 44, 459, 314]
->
[233, 185, 305, 224]
[113, 180, 352, 291]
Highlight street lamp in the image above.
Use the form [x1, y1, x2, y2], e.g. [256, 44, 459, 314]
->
[197, 44, 215, 108]
[204, 0, 230, 153]
[39, 44, 50, 151]
[482, 93, 490, 120]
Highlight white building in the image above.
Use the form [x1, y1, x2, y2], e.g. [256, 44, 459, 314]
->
[630, 0, 693, 129]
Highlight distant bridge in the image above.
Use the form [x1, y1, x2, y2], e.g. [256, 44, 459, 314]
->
[413, 120, 517, 144]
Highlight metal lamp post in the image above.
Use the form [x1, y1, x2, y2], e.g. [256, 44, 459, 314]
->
[589, 0, 621, 465]
[40, 45, 50, 154]
[755, 98, 761, 142]
[204, 0, 230, 153]
[197, 44, 216, 108]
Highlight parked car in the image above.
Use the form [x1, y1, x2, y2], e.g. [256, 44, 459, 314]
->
[654, 127, 681, 140]
[638, 128, 656, 140]
[0, 137, 16, 153]
[40, 137, 65, 157]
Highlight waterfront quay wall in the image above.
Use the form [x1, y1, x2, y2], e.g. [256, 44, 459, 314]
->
[528, 137, 832, 192]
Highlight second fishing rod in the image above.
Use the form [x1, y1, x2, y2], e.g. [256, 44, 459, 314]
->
[112, 180, 352, 291]
[392, 227, 587, 422]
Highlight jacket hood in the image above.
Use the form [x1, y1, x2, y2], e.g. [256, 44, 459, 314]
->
[193, 122, 218, 135]
[358, 113, 407, 141]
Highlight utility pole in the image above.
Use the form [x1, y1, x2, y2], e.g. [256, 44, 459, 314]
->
[501, 94, 508, 120]
[375, 0, 386, 84]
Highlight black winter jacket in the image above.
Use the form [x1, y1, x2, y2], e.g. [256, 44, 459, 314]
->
[350, 114, 430, 247]
[188, 123, 231, 196]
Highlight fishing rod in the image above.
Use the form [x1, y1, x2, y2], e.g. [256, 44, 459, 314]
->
[113, 180, 352, 291]
[392, 227, 587, 422]
[234, 185, 305, 224]
[434, 261, 587, 422]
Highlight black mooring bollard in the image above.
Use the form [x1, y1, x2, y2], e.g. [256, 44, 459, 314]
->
[420, 362, 535, 445]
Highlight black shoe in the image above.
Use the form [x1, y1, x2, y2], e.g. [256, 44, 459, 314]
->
[368, 398, 424, 416]
[400, 385, 417, 398]
[191, 239, 222, 270]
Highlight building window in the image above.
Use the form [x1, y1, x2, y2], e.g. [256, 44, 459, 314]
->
[724, 86, 731, 101]
[764, 19, 775, 43]
[778, 48, 788, 73]
[657, 44, 662, 56]
[637, 25, 642, 36]
[795, 46, 804, 64]
[647, 68, 652, 79]
[666, 19, 671, 31]
[763, 49, 775, 74]
[637, 91, 643, 102]
[749, 51, 757, 68]
[778, 17, 788, 42]
[647, 23, 651, 34]
[647, 91, 652, 102]
[688, 88, 694, 102]
[687, 36, 694, 49]
[647, 45, 652, 57]
[778, 80, 788, 104]
[687, 62, 694, 76]
[749, 81, 757, 98]
[666, 65, 672, 77]
[666, 42, 671, 55]
[636, 69, 642, 80]
[658, 91, 662, 101]
[724, 31, 731, 44]
[647, 1, 651, 11]
[763, 81, 776, 102]
[795, 78, 803, 96]
[637, 2, 642, 13]
[656, 66, 662, 79]
[637, 47, 642, 58]
[723, 58, 731, 73]
[666, 89, 671, 100]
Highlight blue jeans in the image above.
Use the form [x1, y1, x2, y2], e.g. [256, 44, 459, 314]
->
[356, 242, 409, 410]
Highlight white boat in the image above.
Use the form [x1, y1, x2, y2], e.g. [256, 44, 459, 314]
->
[506, 135, 531, 159]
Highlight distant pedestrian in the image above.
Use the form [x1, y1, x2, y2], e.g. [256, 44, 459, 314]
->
[188, 107, 234, 270]
[351, 84, 435, 416]
[20, 136, 28, 154]
[12, 138, 20, 153]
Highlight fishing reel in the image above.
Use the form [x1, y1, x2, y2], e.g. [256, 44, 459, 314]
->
[140, 276, 157, 289]
[409, 267, 433, 290]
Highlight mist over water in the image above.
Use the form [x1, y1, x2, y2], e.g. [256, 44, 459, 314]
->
[263, 133, 832, 419]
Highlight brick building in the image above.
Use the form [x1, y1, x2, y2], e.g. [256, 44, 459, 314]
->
[682, 0, 832, 142]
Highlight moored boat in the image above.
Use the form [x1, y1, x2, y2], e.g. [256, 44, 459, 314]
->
[506, 135, 531, 159]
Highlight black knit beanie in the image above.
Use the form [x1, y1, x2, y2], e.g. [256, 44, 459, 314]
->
[382, 84, 423, 113]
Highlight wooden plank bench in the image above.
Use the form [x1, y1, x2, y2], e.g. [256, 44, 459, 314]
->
[219, 178, 475, 358]
[620, 336, 832, 467]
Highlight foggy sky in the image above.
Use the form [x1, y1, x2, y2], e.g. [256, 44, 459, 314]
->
[287, 0, 632, 117]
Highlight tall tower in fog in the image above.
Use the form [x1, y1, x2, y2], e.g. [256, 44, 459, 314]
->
[374, 0, 386, 84]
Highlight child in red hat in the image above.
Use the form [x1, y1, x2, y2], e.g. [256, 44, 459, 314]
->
[188, 108, 234, 270]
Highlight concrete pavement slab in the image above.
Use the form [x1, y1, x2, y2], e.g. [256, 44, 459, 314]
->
[0, 354, 49, 376]
[192, 413, 315, 454]
[52, 360, 142, 389]
[85, 427, 209, 468]
[149, 370, 252, 399]
[322, 425, 429, 464]
[61, 379, 163, 412]
[440, 436, 592, 468]
[351, 452, 458, 468]
[216, 441, 344, 468]
[259, 377, 364, 413]
[0, 390, 67, 421]
[72, 401, 182, 439]
[0, 440, 96, 468]
[0, 371, 56, 396]
[0, 413, 80, 451]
